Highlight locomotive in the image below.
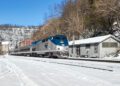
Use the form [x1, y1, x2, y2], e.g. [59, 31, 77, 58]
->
[10, 35, 69, 58]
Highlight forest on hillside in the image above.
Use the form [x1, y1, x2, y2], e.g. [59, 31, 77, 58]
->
[0, 24, 37, 30]
[32, 0, 120, 41]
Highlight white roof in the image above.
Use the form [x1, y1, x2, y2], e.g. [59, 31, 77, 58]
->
[69, 34, 114, 45]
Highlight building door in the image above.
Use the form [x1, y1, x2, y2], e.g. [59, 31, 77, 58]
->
[76, 45, 80, 57]
[86, 44, 90, 57]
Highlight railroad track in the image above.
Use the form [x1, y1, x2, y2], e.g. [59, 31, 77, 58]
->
[10, 55, 120, 63]
[8, 55, 120, 72]
[69, 58, 120, 63]
[57, 57, 120, 63]
[33, 58, 114, 72]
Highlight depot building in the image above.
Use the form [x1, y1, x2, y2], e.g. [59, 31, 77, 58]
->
[69, 35, 120, 58]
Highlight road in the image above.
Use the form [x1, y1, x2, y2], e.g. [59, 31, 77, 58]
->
[0, 55, 120, 86]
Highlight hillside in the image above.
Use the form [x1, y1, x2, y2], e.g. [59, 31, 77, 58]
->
[32, 0, 120, 41]
[0, 24, 38, 49]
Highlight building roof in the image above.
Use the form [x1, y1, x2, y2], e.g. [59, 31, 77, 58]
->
[2, 41, 9, 45]
[69, 34, 118, 45]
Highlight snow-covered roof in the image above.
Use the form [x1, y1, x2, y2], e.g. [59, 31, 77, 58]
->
[2, 41, 9, 45]
[69, 34, 116, 45]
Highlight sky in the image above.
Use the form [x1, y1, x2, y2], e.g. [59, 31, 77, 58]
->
[0, 0, 63, 26]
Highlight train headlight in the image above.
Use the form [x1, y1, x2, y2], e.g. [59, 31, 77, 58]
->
[57, 46, 64, 51]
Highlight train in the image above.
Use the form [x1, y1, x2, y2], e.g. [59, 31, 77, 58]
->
[10, 35, 69, 58]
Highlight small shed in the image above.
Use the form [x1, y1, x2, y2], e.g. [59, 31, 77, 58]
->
[69, 35, 120, 58]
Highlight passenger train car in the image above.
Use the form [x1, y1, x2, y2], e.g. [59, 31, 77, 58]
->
[11, 35, 69, 58]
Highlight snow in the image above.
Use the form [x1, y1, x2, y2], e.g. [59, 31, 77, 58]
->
[0, 55, 120, 86]
[69, 55, 120, 61]
[0, 56, 38, 86]
[1, 41, 9, 45]
[115, 54, 120, 59]
[0, 27, 38, 49]
[104, 54, 120, 60]
[69, 34, 114, 45]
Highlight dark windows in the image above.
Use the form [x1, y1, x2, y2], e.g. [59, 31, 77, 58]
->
[55, 36, 61, 40]
[44, 44, 48, 49]
[42, 39, 48, 43]
[21, 48, 30, 52]
[111, 43, 118, 47]
[54, 36, 65, 44]
[32, 48, 36, 51]
[54, 37, 61, 40]
[86, 44, 90, 49]
[102, 42, 118, 48]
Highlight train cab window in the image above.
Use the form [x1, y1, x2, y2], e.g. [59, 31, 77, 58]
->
[60, 37, 66, 41]
[55, 37, 65, 43]
[62, 37, 66, 40]
[32, 48, 36, 51]
[45, 44, 48, 48]
[55, 37, 60, 40]
[42, 39, 45, 42]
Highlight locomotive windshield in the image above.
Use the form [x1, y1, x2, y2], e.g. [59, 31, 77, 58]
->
[51, 35, 68, 46]
[55, 37, 64, 43]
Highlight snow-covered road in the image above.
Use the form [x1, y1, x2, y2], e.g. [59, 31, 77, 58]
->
[0, 55, 120, 86]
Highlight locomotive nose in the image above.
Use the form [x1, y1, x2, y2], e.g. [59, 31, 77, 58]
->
[56, 46, 68, 51]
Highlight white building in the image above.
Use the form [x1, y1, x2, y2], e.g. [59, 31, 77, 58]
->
[69, 35, 120, 58]
[0, 41, 10, 54]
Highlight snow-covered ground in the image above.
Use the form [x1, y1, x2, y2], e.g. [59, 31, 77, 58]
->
[104, 54, 120, 60]
[0, 55, 120, 86]
[69, 54, 120, 61]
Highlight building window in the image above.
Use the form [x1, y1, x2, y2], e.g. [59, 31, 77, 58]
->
[44, 42, 48, 49]
[102, 42, 118, 48]
[94, 44, 98, 53]
[111, 43, 118, 47]
[32, 48, 36, 51]
[86, 44, 90, 49]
